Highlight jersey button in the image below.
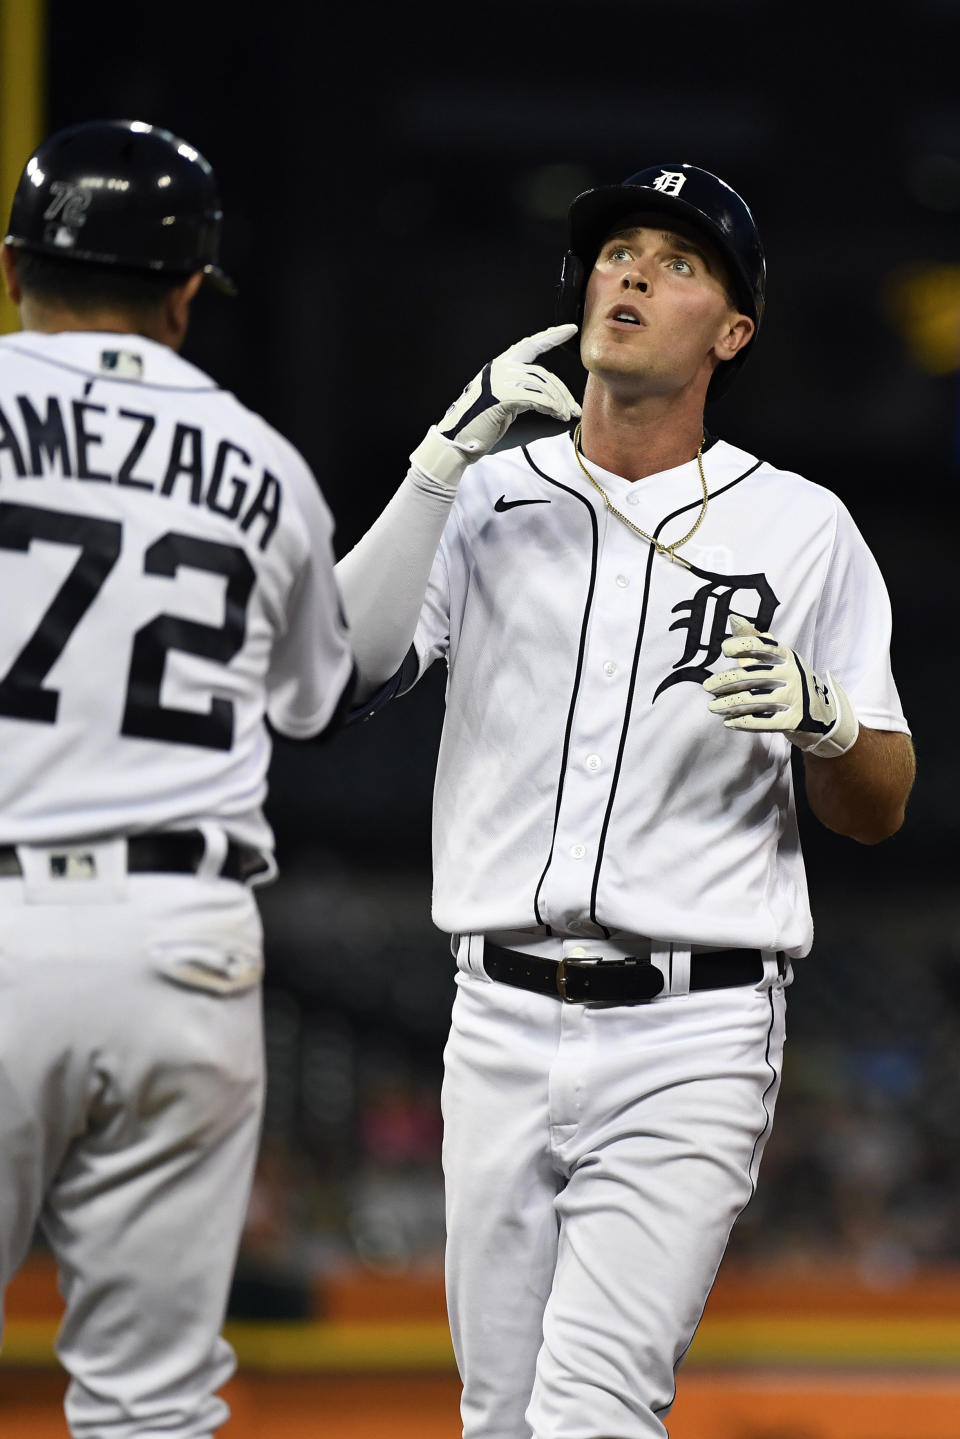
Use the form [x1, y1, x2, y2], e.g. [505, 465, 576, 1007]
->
[570, 844, 586, 859]
[603, 661, 617, 676]
[627, 491, 641, 506]
[616, 574, 629, 588]
[586, 754, 602, 771]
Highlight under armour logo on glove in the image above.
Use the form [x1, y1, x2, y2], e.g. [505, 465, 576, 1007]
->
[702, 614, 860, 759]
[409, 325, 581, 488]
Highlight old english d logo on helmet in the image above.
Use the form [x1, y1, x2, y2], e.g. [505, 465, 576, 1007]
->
[650, 170, 688, 197]
[555, 162, 766, 398]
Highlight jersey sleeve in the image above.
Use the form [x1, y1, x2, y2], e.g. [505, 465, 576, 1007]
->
[811, 499, 910, 734]
[265, 462, 356, 739]
[341, 501, 459, 725]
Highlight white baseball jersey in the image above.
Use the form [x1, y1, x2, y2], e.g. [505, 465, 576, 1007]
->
[403, 429, 909, 956]
[0, 331, 353, 856]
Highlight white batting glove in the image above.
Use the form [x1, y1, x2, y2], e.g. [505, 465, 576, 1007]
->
[409, 324, 581, 488]
[703, 615, 859, 759]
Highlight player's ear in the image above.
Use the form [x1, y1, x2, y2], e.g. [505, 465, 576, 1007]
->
[1, 243, 23, 304]
[164, 271, 204, 351]
[714, 312, 755, 362]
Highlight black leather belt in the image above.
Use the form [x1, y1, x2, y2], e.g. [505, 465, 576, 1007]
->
[483, 941, 781, 1004]
[0, 831, 269, 884]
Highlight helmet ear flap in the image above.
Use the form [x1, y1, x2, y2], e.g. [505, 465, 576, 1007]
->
[555, 250, 585, 338]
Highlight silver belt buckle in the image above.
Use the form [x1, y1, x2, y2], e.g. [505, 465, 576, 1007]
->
[556, 956, 600, 1001]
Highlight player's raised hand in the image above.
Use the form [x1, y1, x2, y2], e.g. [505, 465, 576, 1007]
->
[703, 614, 859, 758]
[410, 324, 581, 488]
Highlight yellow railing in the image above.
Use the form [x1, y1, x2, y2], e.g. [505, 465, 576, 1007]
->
[0, 0, 46, 334]
[4, 1314, 960, 1372]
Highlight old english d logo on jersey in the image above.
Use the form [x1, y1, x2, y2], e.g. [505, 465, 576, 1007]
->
[653, 564, 778, 700]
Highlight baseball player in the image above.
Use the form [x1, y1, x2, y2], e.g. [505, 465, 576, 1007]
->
[0, 121, 354, 1437]
[336, 163, 915, 1439]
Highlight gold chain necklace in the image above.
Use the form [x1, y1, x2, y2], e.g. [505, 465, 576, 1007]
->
[571, 421, 708, 571]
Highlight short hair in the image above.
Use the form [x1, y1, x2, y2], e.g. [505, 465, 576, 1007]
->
[15, 249, 187, 317]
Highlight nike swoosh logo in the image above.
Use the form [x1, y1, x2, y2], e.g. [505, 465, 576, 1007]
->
[494, 496, 551, 512]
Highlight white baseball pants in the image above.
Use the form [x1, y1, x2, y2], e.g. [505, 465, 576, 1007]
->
[0, 842, 265, 1438]
[442, 953, 787, 1439]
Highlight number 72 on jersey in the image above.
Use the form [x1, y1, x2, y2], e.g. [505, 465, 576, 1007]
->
[0, 500, 254, 752]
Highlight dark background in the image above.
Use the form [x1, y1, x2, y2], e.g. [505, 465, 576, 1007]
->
[44, 0, 953, 880]
[33, 0, 960, 1287]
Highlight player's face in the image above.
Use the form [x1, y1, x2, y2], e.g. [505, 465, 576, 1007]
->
[579, 217, 754, 398]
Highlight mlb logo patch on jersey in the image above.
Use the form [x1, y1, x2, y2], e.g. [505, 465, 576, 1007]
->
[99, 349, 144, 379]
[49, 850, 98, 880]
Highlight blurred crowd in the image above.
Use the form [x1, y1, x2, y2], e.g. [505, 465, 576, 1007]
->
[218, 859, 960, 1316]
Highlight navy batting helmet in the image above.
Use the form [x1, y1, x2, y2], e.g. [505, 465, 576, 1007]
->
[4, 119, 235, 294]
[556, 162, 766, 397]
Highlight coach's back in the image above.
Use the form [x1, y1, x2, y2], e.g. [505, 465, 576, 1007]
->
[0, 329, 351, 852]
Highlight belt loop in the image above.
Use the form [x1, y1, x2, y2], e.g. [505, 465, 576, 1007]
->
[459, 933, 489, 979]
[662, 942, 691, 996]
[195, 822, 228, 881]
[763, 950, 792, 988]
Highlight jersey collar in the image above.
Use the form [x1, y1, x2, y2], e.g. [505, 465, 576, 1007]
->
[0, 330, 219, 390]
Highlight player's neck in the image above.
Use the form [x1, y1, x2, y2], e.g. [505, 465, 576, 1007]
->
[16, 297, 180, 349]
[578, 385, 707, 483]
